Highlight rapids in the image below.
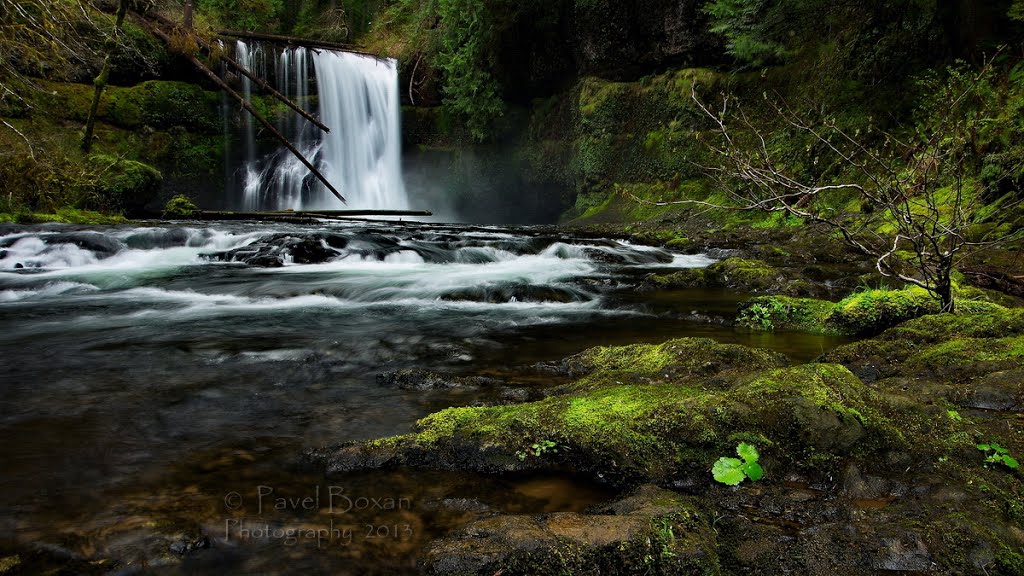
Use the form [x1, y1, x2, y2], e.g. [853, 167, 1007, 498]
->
[0, 222, 847, 574]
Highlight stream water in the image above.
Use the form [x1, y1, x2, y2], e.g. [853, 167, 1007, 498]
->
[0, 222, 850, 574]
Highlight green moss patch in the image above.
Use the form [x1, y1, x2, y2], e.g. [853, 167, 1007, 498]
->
[0, 209, 128, 225]
[88, 155, 162, 214]
[738, 285, 1012, 336]
[650, 258, 782, 292]
[162, 194, 199, 218]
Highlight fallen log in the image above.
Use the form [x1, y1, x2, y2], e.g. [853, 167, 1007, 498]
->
[140, 20, 347, 205]
[221, 53, 329, 133]
[197, 210, 433, 221]
[217, 29, 384, 59]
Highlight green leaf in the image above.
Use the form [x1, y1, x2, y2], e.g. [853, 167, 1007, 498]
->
[736, 442, 760, 463]
[713, 457, 746, 485]
[742, 461, 765, 482]
[1003, 455, 1020, 469]
[992, 444, 1009, 454]
[977, 444, 991, 451]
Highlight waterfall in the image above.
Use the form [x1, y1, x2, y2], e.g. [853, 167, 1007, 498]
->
[227, 41, 409, 211]
[314, 51, 408, 211]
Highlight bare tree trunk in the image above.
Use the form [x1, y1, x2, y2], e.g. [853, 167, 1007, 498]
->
[82, 0, 128, 152]
[937, 264, 955, 313]
[183, 0, 194, 29]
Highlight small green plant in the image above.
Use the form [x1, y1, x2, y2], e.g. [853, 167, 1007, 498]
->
[947, 409, 963, 422]
[712, 442, 764, 486]
[516, 440, 559, 461]
[655, 518, 677, 560]
[978, 443, 1020, 470]
[739, 302, 776, 330]
[162, 194, 199, 219]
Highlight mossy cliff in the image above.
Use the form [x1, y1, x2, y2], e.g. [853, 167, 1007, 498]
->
[311, 309, 1024, 574]
[0, 78, 226, 218]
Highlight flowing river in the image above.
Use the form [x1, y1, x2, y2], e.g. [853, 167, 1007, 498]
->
[0, 221, 849, 574]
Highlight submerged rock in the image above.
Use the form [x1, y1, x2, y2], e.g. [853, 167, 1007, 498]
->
[422, 485, 718, 576]
[376, 369, 503, 391]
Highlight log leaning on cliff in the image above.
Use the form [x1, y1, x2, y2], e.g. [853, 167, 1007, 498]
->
[144, 11, 330, 134]
[137, 18, 347, 205]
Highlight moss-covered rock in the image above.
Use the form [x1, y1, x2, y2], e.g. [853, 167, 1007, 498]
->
[314, 339, 899, 487]
[541, 337, 787, 382]
[648, 258, 783, 292]
[162, 194, 199, 219]
[88, 155, 162, 215]
[313, 316, 1024, 576]
[825, 286, 942, 336]
[0, 209, 129, 225]
[824, 308, 1024, 383]
[737, 286, 1013, 337]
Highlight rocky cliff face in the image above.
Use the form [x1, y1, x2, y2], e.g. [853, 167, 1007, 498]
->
[571, 0, 719, 80]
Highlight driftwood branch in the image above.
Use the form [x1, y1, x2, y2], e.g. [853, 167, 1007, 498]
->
[141, 20, 347, 205]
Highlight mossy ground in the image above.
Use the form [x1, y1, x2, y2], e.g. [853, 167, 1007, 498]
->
[737, 284, 1015, 336]
[0, 208, 129, 225]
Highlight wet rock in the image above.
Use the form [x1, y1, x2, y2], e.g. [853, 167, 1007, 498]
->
[439, 284, 585, 304]
[122, 228, 191, 249]
[580, 247, 630, 264]
[376, 369, 495, 391]
[168, 534, 210, 556]
[288, 237, 339, 264]
[203, 233, 341, 267]
[849, 363, 882, 384]
[704, 248, 743, 260]
[427, 498, 494, 515]
[842, 464, 906, 500]
[246, 254, 285, 268]
[44, 232, 124, 256]
[499, 388, 531, 403]
[961, 369, 1024, 411]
